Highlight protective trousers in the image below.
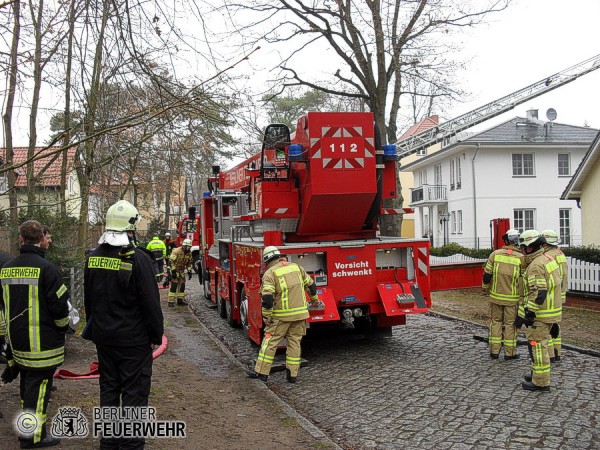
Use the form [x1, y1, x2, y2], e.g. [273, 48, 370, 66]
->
[168, 277, 186, 305]
[526, 322, 551, 387]
[96, 344, 153, 450]
[255, 319, 306, 377]
[488, 303, 517, 357]
[18, 368, 55, 446]
[548, 329, 562, 359]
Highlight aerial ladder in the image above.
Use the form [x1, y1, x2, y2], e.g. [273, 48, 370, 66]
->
[397, 53, 600, 158]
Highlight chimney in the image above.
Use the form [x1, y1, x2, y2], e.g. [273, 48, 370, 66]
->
[526, 109, 539, 122]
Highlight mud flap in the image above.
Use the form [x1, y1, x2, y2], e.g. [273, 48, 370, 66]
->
[377, 282, 429, 316]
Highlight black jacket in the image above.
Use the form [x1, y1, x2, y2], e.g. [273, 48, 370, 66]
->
[84, 244, 164, 346]
[0, 245, 70, 370]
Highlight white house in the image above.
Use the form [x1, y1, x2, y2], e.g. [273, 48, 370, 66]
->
[400, 110, 598, 248]
[561, 130, 600, 246]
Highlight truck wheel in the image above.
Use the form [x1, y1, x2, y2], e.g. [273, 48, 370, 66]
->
[217, 297, 227, 319]
[240, 287, 250, 334]
[202, 268, 211, 300]
[226, 299, 239, 328]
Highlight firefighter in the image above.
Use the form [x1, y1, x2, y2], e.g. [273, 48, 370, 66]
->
[515, 230, 562, 392]
[541, 229, 568, 362]
[1, 220, 70, 448]
[167, 238, 193, 307]
[482, 229, 524, 360]
[164, 232, 176, 256]
[162, 232, 176, 288]
[245, 246, 320, 383]
[84, 200, 164, 449]
[146, 234, 167, 284]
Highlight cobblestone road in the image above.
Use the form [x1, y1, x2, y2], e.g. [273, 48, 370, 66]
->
[186, 282, 600, 450]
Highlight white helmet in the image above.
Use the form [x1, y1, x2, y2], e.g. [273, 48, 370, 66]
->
[105, 200, 140, 232]
[182, 238, 192, 247]
[263, 246, 283, 264]
[165, 232, 171, 237]
[502, 229, 520, 246]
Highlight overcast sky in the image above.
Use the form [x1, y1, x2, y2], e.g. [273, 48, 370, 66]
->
[3, 0, 599, 148]
[447, 0, 600, 132]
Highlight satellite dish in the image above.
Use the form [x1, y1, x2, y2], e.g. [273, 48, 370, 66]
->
[546, 108, 557, 121]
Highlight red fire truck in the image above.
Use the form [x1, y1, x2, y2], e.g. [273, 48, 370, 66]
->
[194, 112, 431, 344]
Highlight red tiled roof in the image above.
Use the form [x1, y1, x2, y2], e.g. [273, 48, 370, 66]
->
[398, 115, 439, 141]
[3, 147, 76, 187]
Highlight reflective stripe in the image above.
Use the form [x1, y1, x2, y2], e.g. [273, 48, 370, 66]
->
[56, 284, 68, 299]
[35, 380, 48, 443]
[29, 285, 40, 352]
[278, 275, 289, 310]
[273, 265, 301, 277]
[54, 316, 69, 328]
[87, 257, 121, 270]
[286, 356, 301, 366]
[272, 306, 309, 317]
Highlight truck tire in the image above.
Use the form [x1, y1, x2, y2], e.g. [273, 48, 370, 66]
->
[226, 298, 239, 328]
[240, 287, 250, 334]
[217, 296, 227, 318]
[202, 268, 211, 300]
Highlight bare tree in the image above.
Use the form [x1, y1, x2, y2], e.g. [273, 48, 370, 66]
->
[218, 0, 511, 235]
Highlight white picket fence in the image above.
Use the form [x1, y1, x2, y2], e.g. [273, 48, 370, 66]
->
[567, 257, 600, 294]
[430, 254, 600, 294]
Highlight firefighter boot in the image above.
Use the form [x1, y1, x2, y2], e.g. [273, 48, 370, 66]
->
[245, 368, 268, 383]
[521, 381, 550, 392]
[285, 368, 297, 384]
[168, 299, 175, 307]
[177, 298, 189, 306]
[523, 372, 532, 382]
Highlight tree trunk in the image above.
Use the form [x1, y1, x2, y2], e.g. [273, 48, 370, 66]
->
[26, 0, 45, 215]
[60, 0, 77, 219]
[77, 0, 110, 247]
[2, 0, 21, 253]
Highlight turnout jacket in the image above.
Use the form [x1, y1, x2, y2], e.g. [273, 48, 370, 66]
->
[483, 245, 525, 305]
[523, 247, 563, 324]
[544, 245, 568, 301]
[169, 246, 193, 278]
[84, 244, 164, 346]
[261, 259, 316, 322]
[0, 245, 70, 370]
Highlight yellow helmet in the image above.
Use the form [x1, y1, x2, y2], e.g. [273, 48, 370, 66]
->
[105, 200, 140, 232]
[519, 229, 544, 247]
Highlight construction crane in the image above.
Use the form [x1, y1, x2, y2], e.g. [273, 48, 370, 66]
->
[397, 53, 600, 158]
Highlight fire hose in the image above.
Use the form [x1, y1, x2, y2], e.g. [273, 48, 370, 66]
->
[53, 335, 168, 380]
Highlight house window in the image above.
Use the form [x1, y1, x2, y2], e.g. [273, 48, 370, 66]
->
[558, 154, 570, 176]
[450, 160, 455, 190]
[0, 174, 6, 192]
[434, 164, 442, 185]
[456, 157, 462, 189]
[512, 153, 535, 176]
[451, 211, 456, 234]
[69, 174, 75, 193]
[457, 210, 463, 234]
[419, 170, 427, 186]
[514, 209, 535, 232]
[559, 208, 571, 246]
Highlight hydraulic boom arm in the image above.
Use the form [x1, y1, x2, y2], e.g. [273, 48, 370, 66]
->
[397, 53, 600, 158]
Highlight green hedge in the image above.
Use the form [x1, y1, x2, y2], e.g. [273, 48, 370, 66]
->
[562, 245, 600, 265]
[431, 243, 600, 264]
